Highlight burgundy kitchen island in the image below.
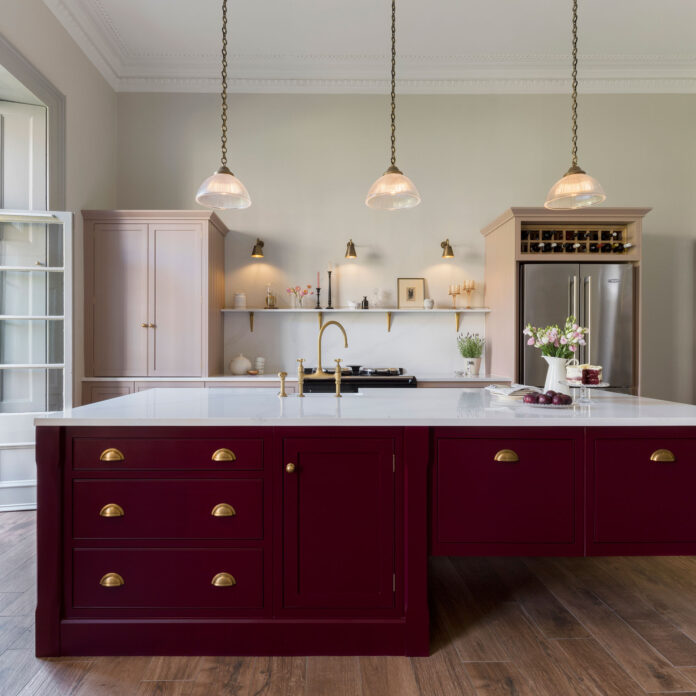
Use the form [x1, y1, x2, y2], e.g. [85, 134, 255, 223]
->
[34, 388, 696, 657]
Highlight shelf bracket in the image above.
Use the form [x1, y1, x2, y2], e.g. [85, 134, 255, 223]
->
[317, 311, 323, 328]
[455, 312, 461, 332]
[249, 312, 254, 332]
[386, 311, 392, 332]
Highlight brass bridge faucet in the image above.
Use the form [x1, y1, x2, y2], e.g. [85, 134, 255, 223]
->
[305, 320, 348, 380]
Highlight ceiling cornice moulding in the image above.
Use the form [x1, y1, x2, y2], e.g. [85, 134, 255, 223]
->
[43, 0, 696, 94]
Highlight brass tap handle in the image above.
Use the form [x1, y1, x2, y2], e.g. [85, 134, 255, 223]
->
[297, 359, 305, 398]
[278, 371, 288, 397]
[334, 359, 342, 398]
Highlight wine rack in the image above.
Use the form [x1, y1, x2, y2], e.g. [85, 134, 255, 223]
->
[520, 224, 633, 256]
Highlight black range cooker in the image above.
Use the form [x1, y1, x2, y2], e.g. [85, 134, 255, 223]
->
[302, 366, 417, 393]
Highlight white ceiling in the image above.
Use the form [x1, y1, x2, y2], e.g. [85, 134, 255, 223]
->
[44, 0, 696, 93]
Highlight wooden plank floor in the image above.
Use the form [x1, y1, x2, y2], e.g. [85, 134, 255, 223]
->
[4, 511, 696, 695]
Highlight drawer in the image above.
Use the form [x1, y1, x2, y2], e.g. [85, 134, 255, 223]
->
[436, 437, 575, 544]
[594, 437, 696, 543]
[73, 479, 263, 540]
[73, 548, 263, 609]
[72, 438, 263, 470]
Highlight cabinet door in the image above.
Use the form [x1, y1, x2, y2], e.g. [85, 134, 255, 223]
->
[435, 437, 576, 547]
[82, 382, 133, 405]
[148, 224, 202, 377]
[283, 436, 395, 610]
[92, 224, 149, 376]
[593, 436, 696, 544]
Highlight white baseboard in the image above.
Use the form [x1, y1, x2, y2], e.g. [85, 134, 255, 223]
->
[0, 502, 36, 511]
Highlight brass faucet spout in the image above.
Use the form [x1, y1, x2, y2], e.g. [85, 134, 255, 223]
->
[306, 320, 349, 379]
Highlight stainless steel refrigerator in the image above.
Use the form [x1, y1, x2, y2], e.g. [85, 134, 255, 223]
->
[520, 263, 635, 392]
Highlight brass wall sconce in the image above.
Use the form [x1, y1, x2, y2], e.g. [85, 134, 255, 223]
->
[441, 239, 454, 258]
[345, 239, 357, 259]
[251, 238, 264, 258]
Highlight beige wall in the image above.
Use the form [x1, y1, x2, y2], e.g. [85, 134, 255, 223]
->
[116, 92, 696, 402]
[0, 0, 118, 397]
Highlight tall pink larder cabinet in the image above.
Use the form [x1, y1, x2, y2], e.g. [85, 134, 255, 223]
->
[83, 211, 228, 378]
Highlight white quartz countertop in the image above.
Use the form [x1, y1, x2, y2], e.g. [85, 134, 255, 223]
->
[84, 374, 510, 383]
[35, 388, 696, 427]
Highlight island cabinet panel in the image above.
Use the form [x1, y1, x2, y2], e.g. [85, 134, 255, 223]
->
[588, 428, 696, 555]
[431, 428, 583, 556]
[72, 479, 264, 540]
[72, 548, 264, 609]
[72, 436, 263, 470]
[281, 435, 397, 611]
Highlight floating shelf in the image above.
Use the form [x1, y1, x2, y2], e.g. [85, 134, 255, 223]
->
[221, 307, 490, 332]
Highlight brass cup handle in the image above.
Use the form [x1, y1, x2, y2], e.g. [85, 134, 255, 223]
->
[211, 572, 236, 587]
[211, 448, 237, 462]
[99, 448, 125, 462]
[99, 572, 124, 587]
[286, 462, 296, 473]
[494, 449, 519, 462]
[650, 448, 676, 462]
[99, 503, 124, 517]
[211, 503, 236, 517]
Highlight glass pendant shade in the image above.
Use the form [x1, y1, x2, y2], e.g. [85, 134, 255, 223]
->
[365, 166, 421, 211]
[196, 166, 251, 210]
[544, 165, 606, 210]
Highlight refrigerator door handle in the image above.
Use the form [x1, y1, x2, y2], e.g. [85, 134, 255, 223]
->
[584, 276, 592, 364]
[572, 275, 578, 319]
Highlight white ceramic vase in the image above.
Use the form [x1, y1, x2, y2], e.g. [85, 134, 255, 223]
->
[463, 357, 482, 377]
[543, 356, 570, 395]
[229, 353, 252, 375]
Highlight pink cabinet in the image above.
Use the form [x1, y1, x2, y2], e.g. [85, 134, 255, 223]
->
[282, 436, 397, 610]
[83, 211, 227, 378]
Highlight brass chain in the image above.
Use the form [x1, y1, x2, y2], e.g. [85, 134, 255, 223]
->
[220, 0, 228, 168]
[570, 0, 578, 168]
[390, 0, 396, 167]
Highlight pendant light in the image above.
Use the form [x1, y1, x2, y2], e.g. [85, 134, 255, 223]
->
[196, 0, 251, 210]
[544, 0, 605, 210]
[366, 0, 421, 210]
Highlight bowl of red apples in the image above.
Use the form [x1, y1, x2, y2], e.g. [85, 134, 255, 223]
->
[523, 390, 573, 408]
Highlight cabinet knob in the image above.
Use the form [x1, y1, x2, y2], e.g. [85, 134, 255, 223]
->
[650, 448, 676, 462]
[148, 323, 156, 328]
[211, 503, 236, 517]
[99, 572, 124, 587]
[494, 449, 519, 462]
[140, 323, 148, 328]
[211, 572, 236, 587]
[99, 503, 124, 518]
[99, 448, 125, 462]
[286, 462, 296, 473]
[211, 448, 237, 462]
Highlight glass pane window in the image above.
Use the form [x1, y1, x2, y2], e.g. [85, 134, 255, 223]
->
[0, 367, 63, 413]
[0, 221, 63, 267]
[0, 319, 63, 364]
[0, 270, 63, 316]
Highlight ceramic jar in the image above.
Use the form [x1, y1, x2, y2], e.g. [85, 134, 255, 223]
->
[463, 357, 481, 377]
[229, 353, 252, 375]
[233, 292, 247, 309]
[423, 298, 435, 310]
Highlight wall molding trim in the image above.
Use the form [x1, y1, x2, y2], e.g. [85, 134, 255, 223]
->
[42, 0, 696, 95]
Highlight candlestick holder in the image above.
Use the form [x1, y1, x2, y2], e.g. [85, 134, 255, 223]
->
[314, 287, 322, 309]
[326, 271, 334, 309]
[462, 280, 475, 309]
[448, 284, 460, 309]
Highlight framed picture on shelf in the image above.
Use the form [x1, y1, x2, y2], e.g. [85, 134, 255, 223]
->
[397, 277, 425, 309]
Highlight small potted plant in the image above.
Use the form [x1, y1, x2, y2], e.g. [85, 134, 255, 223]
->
[523, 316, 588, 394]
[457, 332, 485, 376]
